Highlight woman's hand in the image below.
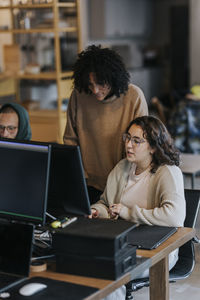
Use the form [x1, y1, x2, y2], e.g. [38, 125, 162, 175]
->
[88, 208, 99, 219]
[109, 203, 123, 219]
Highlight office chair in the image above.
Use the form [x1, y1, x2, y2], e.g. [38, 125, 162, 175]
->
[126, 189, 200, 300]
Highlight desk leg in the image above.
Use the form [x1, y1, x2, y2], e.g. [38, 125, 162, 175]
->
[149, 257, 169, 300]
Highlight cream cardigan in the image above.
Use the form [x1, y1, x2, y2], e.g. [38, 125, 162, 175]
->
[91, 159, 186, 227]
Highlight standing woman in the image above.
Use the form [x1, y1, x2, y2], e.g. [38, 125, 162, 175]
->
[91, 115, 186, 290]
[64, 45, 148, 204]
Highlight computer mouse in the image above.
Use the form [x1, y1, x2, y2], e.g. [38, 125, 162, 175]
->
[19, 282, 47, 296]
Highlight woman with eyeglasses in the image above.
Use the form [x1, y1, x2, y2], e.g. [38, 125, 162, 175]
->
[91, 115, 185, 225]
[90, 115, 185, 300]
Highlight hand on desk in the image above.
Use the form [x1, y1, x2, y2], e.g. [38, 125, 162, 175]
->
[109, 203, 123, 219]
[88, 204, 124, 219]
[88, 208, 99, 219]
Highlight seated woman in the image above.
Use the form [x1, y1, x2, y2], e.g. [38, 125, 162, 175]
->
[0, 102, 32, 140]
[90, 115, 186, 298]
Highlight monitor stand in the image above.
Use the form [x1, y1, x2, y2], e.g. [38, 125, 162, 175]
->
[46, 212, 57, 221]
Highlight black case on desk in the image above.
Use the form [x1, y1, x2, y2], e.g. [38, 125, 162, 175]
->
[52, 218, 137, 280]
[52, 217, 137, 257]
[56, 244, 137, 280]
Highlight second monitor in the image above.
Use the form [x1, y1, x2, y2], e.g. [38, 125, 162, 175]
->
[47, 144, 91, 219]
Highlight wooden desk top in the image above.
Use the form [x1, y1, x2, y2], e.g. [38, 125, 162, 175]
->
[30, 257, 150, 300]
[30, 227, 195, 300]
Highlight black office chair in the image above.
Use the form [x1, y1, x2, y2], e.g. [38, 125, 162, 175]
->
[126, 189, 200, 300]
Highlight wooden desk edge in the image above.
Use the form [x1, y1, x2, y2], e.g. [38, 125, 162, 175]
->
[137, 227, 195, 265]
[30, 269, 130, 300]
[30, 258, 151, 299]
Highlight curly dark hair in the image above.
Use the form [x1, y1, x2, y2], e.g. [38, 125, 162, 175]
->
[126, 115, 180, 173]
[72, 45, 130, 97]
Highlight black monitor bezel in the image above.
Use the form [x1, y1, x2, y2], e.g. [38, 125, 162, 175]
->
[0, 139, 51, 226]
[47, 143, 91, 218]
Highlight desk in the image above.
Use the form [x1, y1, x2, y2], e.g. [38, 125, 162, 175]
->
[180, 153, 200, 188]
[138, 227, 195, 299]
[30, 227, 195, 300]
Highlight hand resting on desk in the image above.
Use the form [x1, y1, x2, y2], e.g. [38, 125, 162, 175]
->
[89, 204, 124, 219]
[88, 208, 99, 218]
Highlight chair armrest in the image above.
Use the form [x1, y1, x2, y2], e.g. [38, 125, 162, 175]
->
[192, 236, 200, 244]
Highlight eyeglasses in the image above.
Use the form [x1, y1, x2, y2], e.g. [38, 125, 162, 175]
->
[0, 125, 18, 133]
[122, 133, 146, 147]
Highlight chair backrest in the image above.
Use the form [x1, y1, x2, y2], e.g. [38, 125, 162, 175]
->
[169, 189, 200, 280]
[177, 189, 200, 262]
[184, 189, 200, 228]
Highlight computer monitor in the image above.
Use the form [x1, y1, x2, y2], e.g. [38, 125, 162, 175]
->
[47, 144, 91, 218]
[0, 140, 51, 225]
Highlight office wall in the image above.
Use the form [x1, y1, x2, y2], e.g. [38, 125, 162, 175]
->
[80, 0, 191, 99]
[151, 0, 188, 46]
[190, 0, 200, 85]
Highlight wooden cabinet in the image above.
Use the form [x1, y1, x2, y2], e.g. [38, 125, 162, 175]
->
[0, 0, 82, 143]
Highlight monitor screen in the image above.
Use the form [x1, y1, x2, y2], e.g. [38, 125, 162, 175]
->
[47, 144, 91, 218]
[0, 221, 34, 276]
[0, 140, 50, 225]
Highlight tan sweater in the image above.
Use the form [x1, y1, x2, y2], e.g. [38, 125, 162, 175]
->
[91, 159, 186, 227]
[63, 84, 148, 191]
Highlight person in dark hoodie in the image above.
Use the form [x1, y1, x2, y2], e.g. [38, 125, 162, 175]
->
[0, 102, 32, 140]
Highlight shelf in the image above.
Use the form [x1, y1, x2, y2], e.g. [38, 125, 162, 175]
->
[57, 3, 76, 8]
[0, 3, 76, 9]
[0, 71, 73, 80]
[0, 27, 77, 33]
[0, 0, 81, 143]
[18, 71, 72, 80]
[29, 109, 60, 117]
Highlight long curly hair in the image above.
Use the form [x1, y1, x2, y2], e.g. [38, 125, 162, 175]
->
[72, 45, 130, 97]
[126, 116, 180, 173]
